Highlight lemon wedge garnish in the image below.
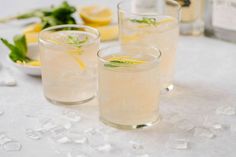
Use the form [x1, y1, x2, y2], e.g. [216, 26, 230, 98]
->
[108, 56, 145, 64]
[27, 60, 41, 66]
[25, 32, 39, 44]
[79, 5, 112, 26]
[23, 23, 42, 34]
[68, 50, 86, 70]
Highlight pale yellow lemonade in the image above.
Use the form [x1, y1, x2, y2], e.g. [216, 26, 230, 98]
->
[120, 16, 179, 90]
[39, 30, 99, 103]
[98, 50, 160, 128]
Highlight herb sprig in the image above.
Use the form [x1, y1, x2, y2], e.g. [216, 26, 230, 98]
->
[0, 1, 76, 29]
[130, 17, 157, 25]
[0, 35, 30, 62]
[67, 35, 89, 48]
[104, 57, 145, 68]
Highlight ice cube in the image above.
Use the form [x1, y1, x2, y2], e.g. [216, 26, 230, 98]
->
[194, 127, 215, 138]
[166, 113, 183, 123]
[167, 139, 188, 150]
[63, 111, 81, 122]
[73, 137, 87, 144]
[95, 144, 112, 152]
[175, 119, 194, 132]
[25, 129, 42, 140]
[64, 122, 72, 129]
[129, 141, 144, 150]
[56, 136, 71, 144]
[0, 69, 16, 86]
[216, 106, 235, 116]
[0, 133, 12, 145]
[3, 141, 22, 151]
[42, 120, 57, 131]
[51, 126, 67, 136]
[212, 124, 223, 130]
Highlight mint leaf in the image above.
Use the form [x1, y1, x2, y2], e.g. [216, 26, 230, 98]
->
[13, 34, 27, 55]
[1, 35, 30, 62]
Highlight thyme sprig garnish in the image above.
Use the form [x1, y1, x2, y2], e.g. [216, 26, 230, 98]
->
[67, 35, 89, 48]
[130, 17, 157, 25]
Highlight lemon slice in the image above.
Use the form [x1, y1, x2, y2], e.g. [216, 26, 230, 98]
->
[68, 50, 86, 70]
[25, 32, 39, 44]
[108, 56, 145, 64]
[96, 25, 118, 41]
[26, 60, 41, 66]
[23, 23, 42, 34]
[79, 5, 112, 26]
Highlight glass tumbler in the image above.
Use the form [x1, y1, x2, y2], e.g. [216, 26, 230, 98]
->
[97, 45, 161, 129]
[39, 25, 100, 105]
[118, 0, 181, 92]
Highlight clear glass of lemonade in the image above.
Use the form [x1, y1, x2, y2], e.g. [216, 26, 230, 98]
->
[97, 45, 161, 129]
[39, 25, 100, 105]
[118, 0, 181, 92]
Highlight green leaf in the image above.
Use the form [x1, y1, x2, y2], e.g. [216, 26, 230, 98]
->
[0, 1, 76, 28]
[104, 60, 131, 68]
[52, 1, 76, 18]
[13, 34, 27, 55]
[130, 17, 157, 25]
[67, 35, 89, 48]
[1, 36, 30, 62]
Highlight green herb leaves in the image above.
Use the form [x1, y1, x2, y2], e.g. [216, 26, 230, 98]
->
[0, 35, 30, 62]
[104, 56, 145, 68]
[130, 17, 157, 25]
[41, 1, 76, 28]
[67, 35, 89, 48]
[104, 60, 130, 67]
[0, 1, 76, 28]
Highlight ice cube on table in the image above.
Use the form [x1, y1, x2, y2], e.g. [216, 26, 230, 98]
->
[0, 133, 12, 145]
[216, 106, 235, 116]
[213, 124, 223, 130]
[3, 141, 22, 152]
[63, 110, 81, 122]
[95, 143, 112, 152]
[129, 141, 144, 150]
[175, 119, 195, 132]
[194, 127, 215, 138]
[166, 135, 189, 150]
[56, 136, 71, 144]
[25, 129, 42, 140]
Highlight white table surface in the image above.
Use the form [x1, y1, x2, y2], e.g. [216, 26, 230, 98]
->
[1, 0, 236, 157]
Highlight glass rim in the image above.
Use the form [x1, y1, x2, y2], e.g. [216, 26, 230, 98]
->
[39, 24, 100, 47]
[117, 0, 181, 17]
[97, 44, 162, 65]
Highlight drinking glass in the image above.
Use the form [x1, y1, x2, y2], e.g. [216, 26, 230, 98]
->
[39, 25, 100, 105]
[97, 45, 161, 129]
[118, 0, 181, 92]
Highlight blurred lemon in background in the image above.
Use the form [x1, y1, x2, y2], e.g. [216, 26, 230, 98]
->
[79, 5, 112, 26]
